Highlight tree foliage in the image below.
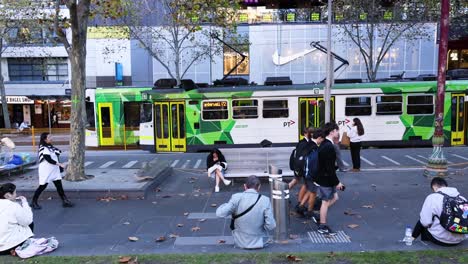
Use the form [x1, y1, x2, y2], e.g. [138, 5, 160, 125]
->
[334, 0, 440, 81]
[119, 0, 243, 85]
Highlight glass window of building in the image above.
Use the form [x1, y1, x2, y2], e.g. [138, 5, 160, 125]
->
[202, 101, 229, 120]
[345, 97, 372, 116]
[8, 58, 68, 81]
[223, 45, 250, 76]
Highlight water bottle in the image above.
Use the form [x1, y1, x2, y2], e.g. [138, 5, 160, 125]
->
[404, 225, 413, 246]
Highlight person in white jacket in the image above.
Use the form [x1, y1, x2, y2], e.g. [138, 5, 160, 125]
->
[410, 177, 466, 246]
[0, 183, 34, 255]
[346, 118, 364, 172]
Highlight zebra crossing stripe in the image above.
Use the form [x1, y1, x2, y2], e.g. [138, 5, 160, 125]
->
[171, 160, 180, 167]
[194, 159, 202, 169]
[99, 161, 116, 168]
[360, 156, 375, 166]
[405, 155, 425, 165]
[451, 154, 468, 161]
[381, 156, 401, 165]
[181, 160, 191, 169]
[122, 160, 138, 168]
[84, 161, 94, 167]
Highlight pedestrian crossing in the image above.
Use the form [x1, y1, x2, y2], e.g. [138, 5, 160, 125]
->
[79, 152, 468, 170]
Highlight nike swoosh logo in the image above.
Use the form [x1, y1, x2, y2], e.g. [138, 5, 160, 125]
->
[272, 48, 317, 66]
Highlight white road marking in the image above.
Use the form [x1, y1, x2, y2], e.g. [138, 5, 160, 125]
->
[171, 160, 180, 167]
[405, 155, 426, 165]
[194, 159, 202, 169]
[181, 160, 191, 169]
[381, 156, 401, 166]
[122, 160, 138, 168]
[99, 161, 116, 168]
[360, 156, 376, 166]
[451, 154, 468, 161]
[84, 161, 94, 167]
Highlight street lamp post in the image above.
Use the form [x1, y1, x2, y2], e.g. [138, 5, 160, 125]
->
[423, 0, 450, 177]
[324, 0, 333, 123]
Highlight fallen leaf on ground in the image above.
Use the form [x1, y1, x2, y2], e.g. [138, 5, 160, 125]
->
[129, 256, 138, 264]
[120, 195, 129, 200]
[302, 221, 310, 224]
[183, 212, 189, 216]
[152, 201, 157, 205]
[169, 234, 179, 238]
[47, 197, 53, 200]
[178, 193, 186, 197]
[344, 209, 356, 216]
[347, 224, 359, 229]
[177, 224, 184, 227]
[198, 218, 206, 222]
[191, 226, 201, 232]
[190, 177, 198, 180]
[289, 234, 299, 239]
[193, 194, 200, 197]
[210, 203, 217, 207]
[218, 239, 226, 244]
[128, 236, 139, 242]
[155, 236, 166, 242]
[327, 251, 336, 258]
[118, 256, 132, 263]
[286, 254, 302, 262]
[123, 222, 130, 225]
[155, 188, 161, 192]
[162, 195, 171, 198]
[361, 205, 374, 209]
[189, 180, 195, 183]
[393, 208, 399, 210]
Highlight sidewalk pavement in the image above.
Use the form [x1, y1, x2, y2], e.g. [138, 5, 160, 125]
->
[2, 166, 466, 256]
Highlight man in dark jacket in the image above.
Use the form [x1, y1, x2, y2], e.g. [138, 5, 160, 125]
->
[290, 127, 314, 211]
[313, 122, 344, 236]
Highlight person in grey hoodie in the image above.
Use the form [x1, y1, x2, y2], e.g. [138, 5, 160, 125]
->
[410, 177, 466, 246]
[216, 176, 276, 249]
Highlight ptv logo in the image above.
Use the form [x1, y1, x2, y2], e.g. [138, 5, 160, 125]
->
[283, 120, 296, 127]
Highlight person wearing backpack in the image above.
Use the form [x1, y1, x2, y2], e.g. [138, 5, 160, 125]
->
[409, 177, 467, 246]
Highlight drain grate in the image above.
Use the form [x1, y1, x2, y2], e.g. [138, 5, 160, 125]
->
[307, 231, 351, 243]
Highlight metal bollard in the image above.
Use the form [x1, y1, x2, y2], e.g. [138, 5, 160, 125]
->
[269, 165, 290, 242]
[268, 164, 282, 196]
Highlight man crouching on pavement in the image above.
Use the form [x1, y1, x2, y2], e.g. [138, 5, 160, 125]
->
[216, 176, 276, 249]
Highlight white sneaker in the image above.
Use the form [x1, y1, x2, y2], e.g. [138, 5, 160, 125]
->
[223, 179, 231, 186]
[215, 186, 220, 193]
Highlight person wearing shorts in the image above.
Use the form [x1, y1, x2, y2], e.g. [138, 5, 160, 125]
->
[312, 122, 345, 236]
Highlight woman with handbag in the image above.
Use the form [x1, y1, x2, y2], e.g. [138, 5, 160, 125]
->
[30, 133, 73, 210]
[347, 118, 365, 172]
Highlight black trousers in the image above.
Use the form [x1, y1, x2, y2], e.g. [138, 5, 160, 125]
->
[350, 142, 361, 169]
[0, 223, 34, 255]
[412, 220, 459, 247]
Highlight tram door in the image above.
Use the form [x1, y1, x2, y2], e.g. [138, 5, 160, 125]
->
[451, 94, 465, 145]
[98, 103, 115, 146]
[154, 101, 186, 152]
[298, 97, 335, 140]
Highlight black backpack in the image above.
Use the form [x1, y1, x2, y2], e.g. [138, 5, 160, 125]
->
[289, 149, 296, 171]
[436, 192, 468, 234]
[304, 148, 319, 179]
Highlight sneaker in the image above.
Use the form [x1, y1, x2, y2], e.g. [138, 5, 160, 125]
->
[317, 225, 337, 236]
[351, 168, 360, 172]
[295, 205, 307, 216]
[214, 186, 220, 193]
[311, 213, 320, 225]
[223, 179, 231, 186]
[339, 168, 349, 172]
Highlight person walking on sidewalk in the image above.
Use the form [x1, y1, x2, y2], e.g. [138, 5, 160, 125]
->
[347, 118, 364, 172]
[207, 148, 231, 193]
[409, 177, 467, 246]
[313, 122, 345, 236]
[30, 133, 73, 210]
[0, 183, 34, 255]
[216, 176, 276, 249]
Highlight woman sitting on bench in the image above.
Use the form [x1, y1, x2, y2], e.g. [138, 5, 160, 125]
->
[207, 148, 231, 193]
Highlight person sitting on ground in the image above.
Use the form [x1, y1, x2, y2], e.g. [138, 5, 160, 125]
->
[0, 183, 34, 256]
[410, 177, 467, 246]
[206, 148, 231, 193]
[17, 121, 30, 132]
[216, 176, 276, 249]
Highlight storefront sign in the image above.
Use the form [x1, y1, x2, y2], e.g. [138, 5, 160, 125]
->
[0, 96, 34, 104]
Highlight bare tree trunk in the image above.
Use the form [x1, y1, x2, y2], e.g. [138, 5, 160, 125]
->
[0, 54, 11, 129]
[64, 1, 90, 181]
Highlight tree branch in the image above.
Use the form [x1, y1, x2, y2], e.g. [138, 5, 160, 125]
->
[133, 32, 175, 80]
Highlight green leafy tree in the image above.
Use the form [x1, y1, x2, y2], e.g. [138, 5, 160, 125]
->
[334, 0, 440, 81]
[120, 0, 243, 85]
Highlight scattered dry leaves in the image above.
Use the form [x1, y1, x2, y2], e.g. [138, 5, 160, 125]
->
[169, 234, 179, 238]
[178, 193, 186, 197]
[191, 226, 201, 232]
[155, 188, 161, 192]
[344, 209, 357, 216]
[210, 203, 217, 207]
[152, 201, 157, 205]
[286, 254, 302, 262]
[118, 256, 132, 263]
[361, 204, 374, 209]
[155, 236, 166, 242]
[190, 177, 198, 180]
[177, 224, 184, 227]
[218, 239, 226, 244]
[347, 224, 359, 229]
[189, 181, 195, 183]
[198, 218, 206, 222]
[123, 222, 130, 225]
[128, 236, 139, 242]
[327, 251, 336, 258]
[162, 195, 171, 198]
[120, 195, 129, 200]
[289, 234, 299, 239]
[183, 212, 189, 216]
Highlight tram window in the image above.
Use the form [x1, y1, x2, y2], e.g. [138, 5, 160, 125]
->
[232, 99, 258, 119]
[124, 102, 140, 129]
[140, 103, 152, 123]
[407, 95, 434, 115]
[263, 100, 289, 118]
[85, 101, 95, 131]
[376, 96, 402, 115]
[345, 97, 371, 116]
[202, 100, 228, 120]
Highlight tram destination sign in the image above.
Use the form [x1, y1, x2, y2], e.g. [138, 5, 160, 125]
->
[203, 101, 228, 109]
